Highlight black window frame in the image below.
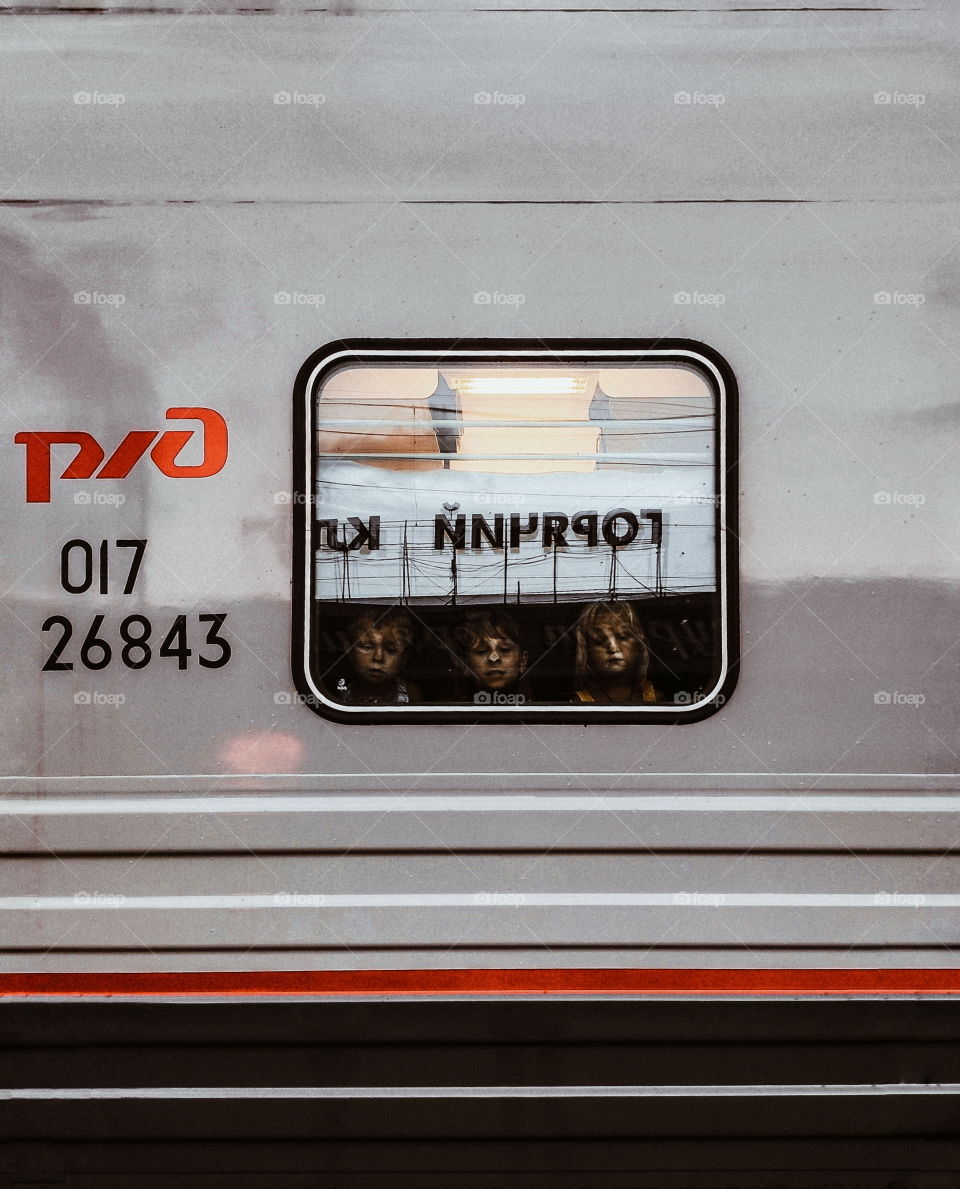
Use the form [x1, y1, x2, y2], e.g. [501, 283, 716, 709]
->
[292, 339, 739, 724]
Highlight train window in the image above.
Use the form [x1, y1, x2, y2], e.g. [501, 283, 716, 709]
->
[293, 342, 738, 721]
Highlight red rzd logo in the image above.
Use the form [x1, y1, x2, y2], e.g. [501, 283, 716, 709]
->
[15, 407, 229, 503]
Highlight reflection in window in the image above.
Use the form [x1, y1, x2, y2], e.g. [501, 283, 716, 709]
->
[303, 352, 730, 716]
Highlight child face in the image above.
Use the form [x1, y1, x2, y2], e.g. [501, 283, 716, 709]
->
[585, 617, 641, 679]
[463, 635, 525, 692]
[350, 627, 406, 686]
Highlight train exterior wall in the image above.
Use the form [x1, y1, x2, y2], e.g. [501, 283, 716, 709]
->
[1, 0, 958, 976]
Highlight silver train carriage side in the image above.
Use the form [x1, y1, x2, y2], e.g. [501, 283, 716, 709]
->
[2, 0, 960, 1183]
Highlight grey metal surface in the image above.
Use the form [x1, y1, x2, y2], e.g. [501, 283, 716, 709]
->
[1, 0, 958, 969]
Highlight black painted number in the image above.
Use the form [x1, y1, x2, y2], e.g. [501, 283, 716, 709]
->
[198, 613, 231, 669]
[41, 616, 73, 671]
[40, 613, 230, 673]
[119, 615, 152, 670]
[79, 615, 112, 670]
[60, 539, 147, 596]
[158, 616, 192, 670]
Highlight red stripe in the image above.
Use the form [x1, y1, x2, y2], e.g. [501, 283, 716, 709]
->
[2, 969, 960, 996]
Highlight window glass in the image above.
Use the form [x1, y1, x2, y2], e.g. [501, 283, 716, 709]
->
[295, 345, 735, 720]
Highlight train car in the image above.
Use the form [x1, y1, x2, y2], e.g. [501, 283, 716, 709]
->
[2, 0, 960, 1182]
